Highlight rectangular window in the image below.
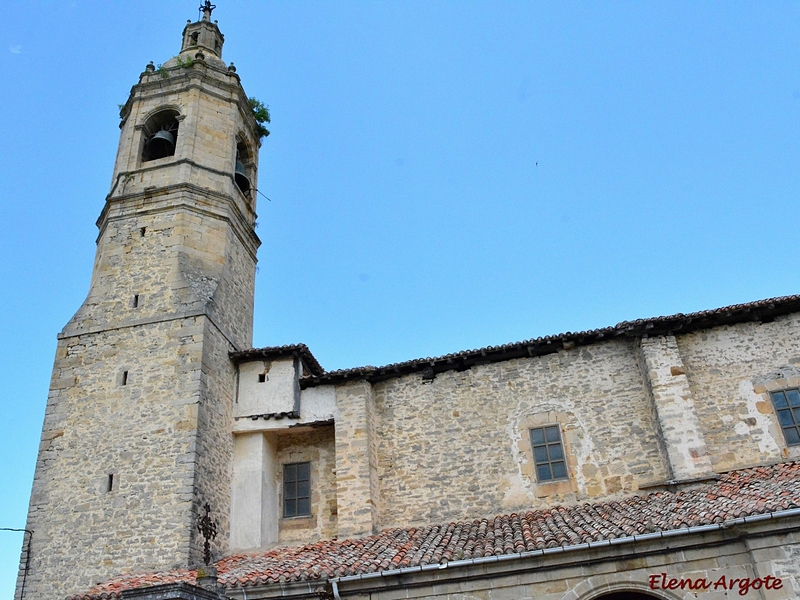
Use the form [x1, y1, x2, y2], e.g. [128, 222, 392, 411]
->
[283, 462, 311, 517]
[530, 425, 568, 482]
[770, 389, 800, 446]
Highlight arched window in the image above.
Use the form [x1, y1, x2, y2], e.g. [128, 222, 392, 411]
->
[141, 109, 180, 162]
[235, 139, 253, 195]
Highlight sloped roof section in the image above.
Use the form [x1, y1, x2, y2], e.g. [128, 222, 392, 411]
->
[71, 461, 800, 599]
[301, 294, 800, 385]
[230, 343, 325, 377]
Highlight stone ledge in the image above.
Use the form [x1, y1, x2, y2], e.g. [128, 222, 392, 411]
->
[121, 582, 226, 600]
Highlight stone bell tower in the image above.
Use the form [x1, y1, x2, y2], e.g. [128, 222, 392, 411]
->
[17, 5, 262, 599]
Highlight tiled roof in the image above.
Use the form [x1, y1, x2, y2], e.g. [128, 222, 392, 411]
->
[230, 343, 325, 377]
[72, 461, 800, 599]
[300, 294, 800, 385]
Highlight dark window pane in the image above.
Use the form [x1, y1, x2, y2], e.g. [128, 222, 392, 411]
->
[537, 464, 553, 481]
[531, 428, 545, 445]
[297, 462, 310, 480]
[772, 391, 788, 408]
[778, 409, 794, 427]
[285, 484, 297, 499]
[297, 479, 310, 498]
[548, 443, 564, 460]
[784, 427, 800, 446]
[788, 389, 800, 407]
[297, 497, 311, 516]
[531, 425, 568, 482]
[793, 408, 800, 424]
[284, 462, 311, 517]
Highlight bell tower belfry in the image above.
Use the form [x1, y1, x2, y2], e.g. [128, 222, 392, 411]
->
[17, 5, 262, 599]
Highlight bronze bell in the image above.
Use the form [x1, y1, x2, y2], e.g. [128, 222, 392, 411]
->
[235, 159, 251, 193]
[147, 129, 175, 159]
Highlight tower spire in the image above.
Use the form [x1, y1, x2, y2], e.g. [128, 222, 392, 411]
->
[200, 1, 216, 21]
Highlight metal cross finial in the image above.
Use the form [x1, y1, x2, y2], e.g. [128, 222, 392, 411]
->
[196, 503, 218, 565]
[199, 1, 216, 21]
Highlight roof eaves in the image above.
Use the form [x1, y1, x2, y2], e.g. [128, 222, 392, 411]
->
[230, 344, 325, 377]
[299, 294, 800, 387]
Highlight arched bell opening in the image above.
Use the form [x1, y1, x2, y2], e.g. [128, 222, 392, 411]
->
[142, 109, 180, 162]
[235, 139, 253, 196]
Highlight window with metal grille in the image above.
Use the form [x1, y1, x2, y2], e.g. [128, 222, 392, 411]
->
[530, 425, 568, 481]
[283, 462, 311, 517]
[770, 389, 800, 446]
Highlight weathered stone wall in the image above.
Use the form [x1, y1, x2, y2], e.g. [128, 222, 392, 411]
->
[334, 382, 381, 538]
[226, 311, 800, 548]
[193, 319, 240, 563]
[184, 209, 257, 351]
[22, 318, 205, 599]
[374, 339, 671, 529]
[331, 316, 800, 532]
[676, 313, 800, 472]
[638, 335, 713, 480]
[274, 425, 338, 545]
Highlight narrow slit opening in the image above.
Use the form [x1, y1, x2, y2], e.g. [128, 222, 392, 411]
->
[122, 371, 128, 386]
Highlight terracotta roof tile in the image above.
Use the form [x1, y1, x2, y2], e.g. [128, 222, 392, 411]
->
[71, 461, 800, 599]
[230, 343, 325, 376]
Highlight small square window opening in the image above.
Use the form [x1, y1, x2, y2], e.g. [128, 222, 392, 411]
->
[258, 373, 266, 383]
[283, 462, 311, 518]
[770, 389, 800, 446]
[530, 425, 568, 482]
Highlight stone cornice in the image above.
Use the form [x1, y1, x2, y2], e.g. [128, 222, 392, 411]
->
[98, 180, 261, 261]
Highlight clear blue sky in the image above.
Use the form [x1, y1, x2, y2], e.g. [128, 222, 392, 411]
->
[2, 1, 800, 595]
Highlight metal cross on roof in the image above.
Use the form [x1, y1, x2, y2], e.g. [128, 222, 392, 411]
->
[196, 503, 218, 565]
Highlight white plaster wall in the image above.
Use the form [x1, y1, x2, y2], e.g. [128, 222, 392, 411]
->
[236, 359, 296, 418]
[232, 385, 337, 433]
[298, 386, 336, 422]
[230, 433, 278, 551]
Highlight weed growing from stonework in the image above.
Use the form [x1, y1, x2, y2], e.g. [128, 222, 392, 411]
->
[175, 55, 194, 69]
[248, 97, 271, 139]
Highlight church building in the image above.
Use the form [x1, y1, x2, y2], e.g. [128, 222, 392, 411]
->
[17, 6, 800, 600]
